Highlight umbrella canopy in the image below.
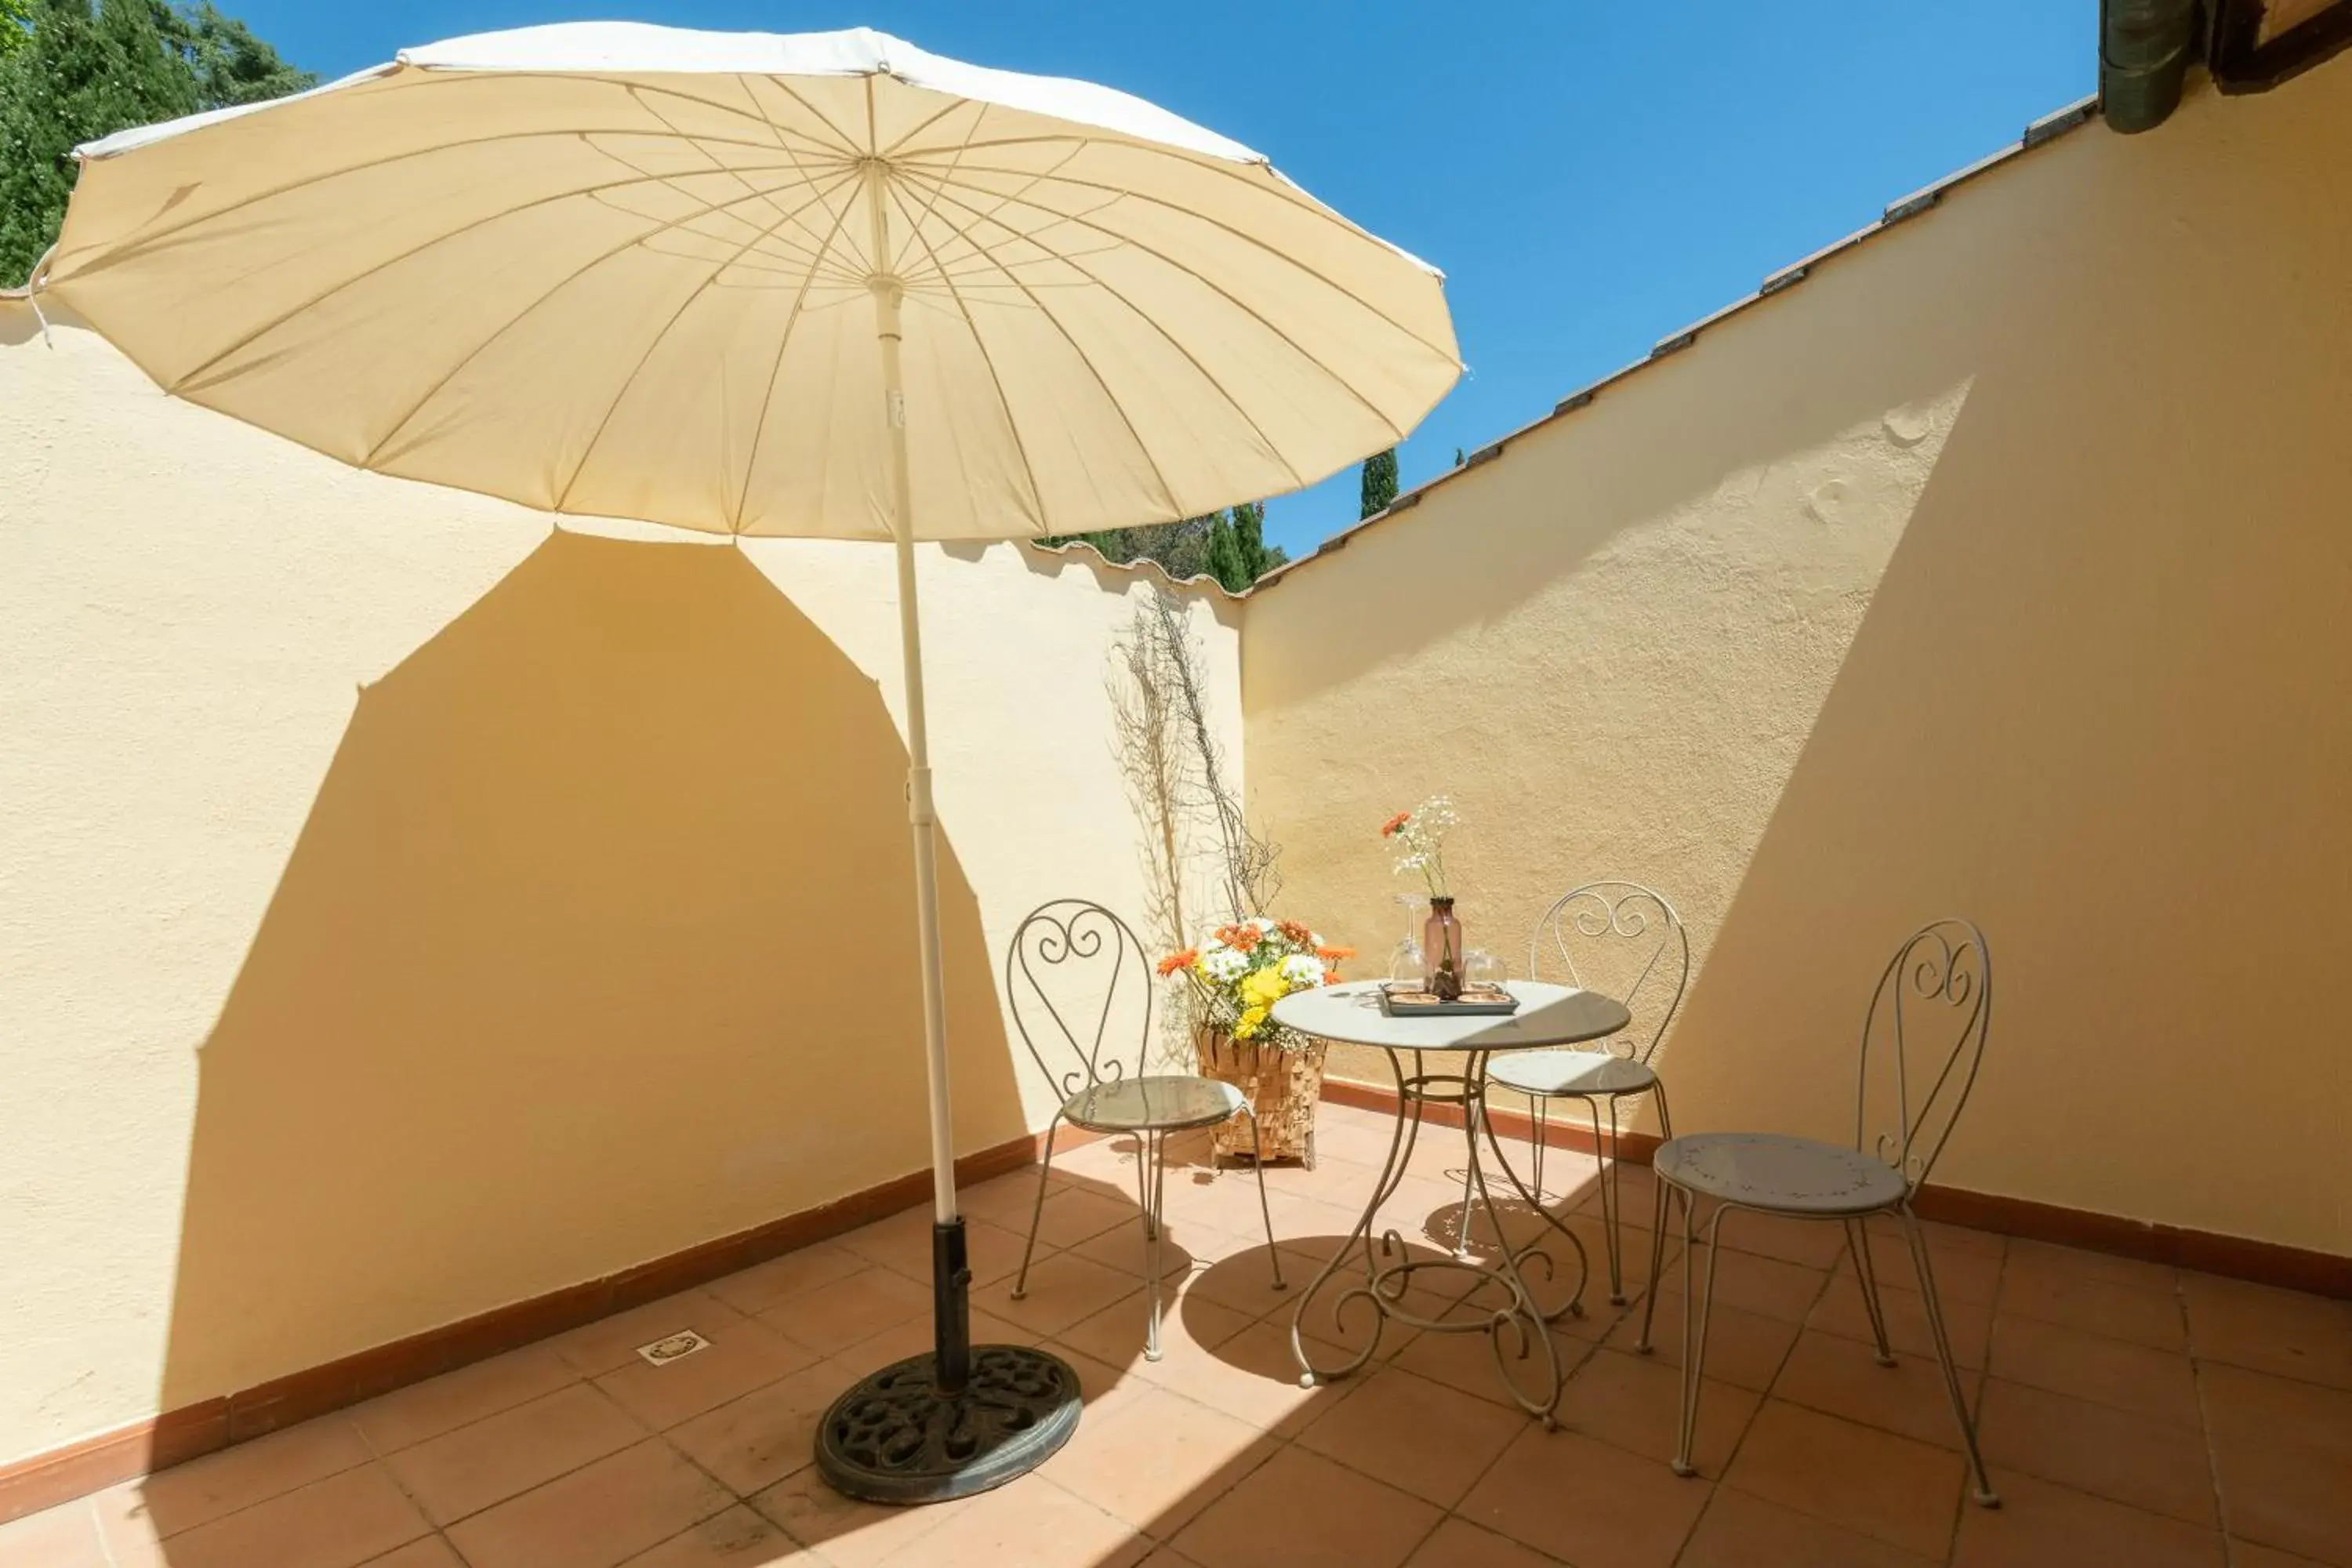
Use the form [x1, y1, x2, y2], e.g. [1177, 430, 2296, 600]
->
[41, 22, 1459, 541]
[38, 21, 1459, 1502]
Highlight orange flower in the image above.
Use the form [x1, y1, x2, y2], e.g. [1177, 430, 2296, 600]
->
[1156, 948, 1199, 978]
[1381, 811, 1410, 838]
[1324, 967, 1343, 984]
[1277, 919, 1314, 946]
[1214, 923, 1261, 952]
[1316, 944, 1356, 964]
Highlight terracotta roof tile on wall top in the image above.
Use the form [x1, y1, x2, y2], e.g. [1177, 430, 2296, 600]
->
[1247, 93, 2104, 596]
[1020, 535, 1238, 597]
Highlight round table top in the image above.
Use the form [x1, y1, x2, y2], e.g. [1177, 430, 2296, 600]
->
[1271, 979, 1632, 1054]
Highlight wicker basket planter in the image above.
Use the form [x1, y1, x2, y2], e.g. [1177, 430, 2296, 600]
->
[1196, 1029, 1327, 1167]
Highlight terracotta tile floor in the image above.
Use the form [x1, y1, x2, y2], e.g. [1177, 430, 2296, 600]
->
[8, 1101, 2350, 1568]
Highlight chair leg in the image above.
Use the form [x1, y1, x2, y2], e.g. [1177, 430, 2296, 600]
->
[1245, 1107, 1287, 1289]
[1898, 1203, 1998, 1507]
[1530, 1096, 1548, 1202]
[1011, 1113, 1063, 1301]
[1142, 1131, 1167, 1361]
[1152, 1127, 1169, 1230]
[1843, 1217, 1897, 1367]
[1634, 1175, 1672, 1353]
[1671, 1200, 1729, 1479]
[1134, 1130, 1161, 1243]
[1454, 1098, 1479, 1259]
[1584, 1094, 1625, 1305]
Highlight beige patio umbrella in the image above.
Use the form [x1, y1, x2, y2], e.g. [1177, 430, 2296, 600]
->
[33, 20, 1459, 1501]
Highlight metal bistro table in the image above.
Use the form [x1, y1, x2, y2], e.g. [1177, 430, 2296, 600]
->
[1272, 979, 1632, 1421]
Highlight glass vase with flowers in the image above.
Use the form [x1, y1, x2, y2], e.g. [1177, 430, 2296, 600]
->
[1382, 795, 1466, 999]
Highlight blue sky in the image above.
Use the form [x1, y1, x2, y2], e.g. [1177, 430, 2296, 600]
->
[229, 2, 2096, 558]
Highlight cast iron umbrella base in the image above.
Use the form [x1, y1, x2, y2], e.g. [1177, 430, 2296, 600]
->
[815, 1221, 1081, 1504]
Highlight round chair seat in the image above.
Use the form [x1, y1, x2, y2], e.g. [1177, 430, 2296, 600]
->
[1486, 1048, 1657, 1098]
[1064, 1074, 1247, 1133]
[1653, 1131, 1908, 1216]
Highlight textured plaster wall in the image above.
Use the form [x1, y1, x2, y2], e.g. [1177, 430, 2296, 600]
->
[1244, 67, 2352, 1258]
[0, 310, 1239, 1465]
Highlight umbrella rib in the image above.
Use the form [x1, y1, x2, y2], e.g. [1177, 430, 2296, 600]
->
[623, 84, 797, 230]
[891, 167, 1311, 488]
[618, 74, 786, 151]
[898, 129, 1409, 278]
[733, 74, 879, 286]
[879, 180, 1059, 524]
[398, 67, 859, 161]
[886, 115, 988, 282]
[898, 140, 1090, 282]
[165, 161, 841, 395]
[358, 175, 857, 471]
[895, 166, 1409, 446]
[56, 126, 846, 283]
[898, 155, 1455, 365]
[552, 167, 866, 516]
[877, 95, 987, 162]
[753, 73, 872, 171]
[611, 89, 865, 281]
[401, 67, 833, 144]
[730, 169, 870, 532]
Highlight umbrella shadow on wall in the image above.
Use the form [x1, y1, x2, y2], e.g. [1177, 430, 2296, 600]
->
[143, 530, 1026, 1497]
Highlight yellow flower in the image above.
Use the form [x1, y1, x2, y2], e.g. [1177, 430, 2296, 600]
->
[1234, 1003, 1270, 1040]
[1240, 968, 1290, 1009]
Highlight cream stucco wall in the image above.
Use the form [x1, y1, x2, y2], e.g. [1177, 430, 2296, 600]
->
[0, 310, 1239, 1465]
[1243, 67, 2352, 1259]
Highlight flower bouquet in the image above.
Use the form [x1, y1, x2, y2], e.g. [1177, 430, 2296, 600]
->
[1161, 917, 1352, 1167]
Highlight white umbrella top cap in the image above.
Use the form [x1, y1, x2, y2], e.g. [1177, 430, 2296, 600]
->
[49, 21, 1459, 543]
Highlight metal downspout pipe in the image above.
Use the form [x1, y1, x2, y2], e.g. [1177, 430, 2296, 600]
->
[2102, 0, 2200, 132]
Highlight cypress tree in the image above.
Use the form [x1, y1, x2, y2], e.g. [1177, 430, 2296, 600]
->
[1359, 447, 1399, 518]
[1203, 513, 1247, 593]
[1229, 501, 1269, 581]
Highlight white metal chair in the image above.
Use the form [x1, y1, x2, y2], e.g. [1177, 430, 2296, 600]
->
[1005, 900, 1284, 1359]
[1473, 883, 1687, 1303]
[1635, 917, 1999, 1507]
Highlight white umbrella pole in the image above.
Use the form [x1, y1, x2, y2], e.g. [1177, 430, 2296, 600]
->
[880, 297, 956, 1231]
[866, 170, 958, 1234]
[808, 169, 1080, 1503]
[873, 263, 973, 1396]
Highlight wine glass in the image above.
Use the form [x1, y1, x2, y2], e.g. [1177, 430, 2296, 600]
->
[1463, 948, 1508, 996]
[1386, 894, 1428, 989]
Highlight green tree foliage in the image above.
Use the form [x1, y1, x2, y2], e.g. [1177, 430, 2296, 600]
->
[0, 0, 311, 283]
[1223, 500, 1278, 588]
[1359, 447, 1399, 519]
[1202, 513, 1243, 590]
[1041, 502, 1287, 591]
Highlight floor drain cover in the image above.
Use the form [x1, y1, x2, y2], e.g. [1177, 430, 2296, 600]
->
[635, 1329, 711, 1367]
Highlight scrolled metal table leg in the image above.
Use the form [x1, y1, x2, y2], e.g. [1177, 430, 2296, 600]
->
[1290, 1047, 1414, 1388]
[1458, 1058, 1564, 1421]
[1475, 1077, 1592, 1323]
